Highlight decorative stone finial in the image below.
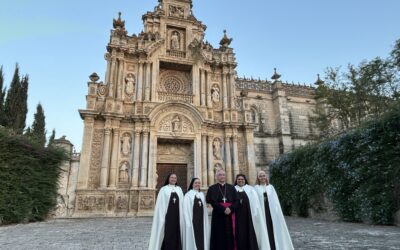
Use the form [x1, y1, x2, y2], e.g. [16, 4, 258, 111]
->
[113, 12, 125, 29]
[219, 29, 233, 47]
[271, 68, 281, 81]
[314, 74, 324, 85]
[89, 72, 100, 82]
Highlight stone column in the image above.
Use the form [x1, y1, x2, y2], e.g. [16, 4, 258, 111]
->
[192, 65, 200, 106]
[145, 63, 151, 101]
[200, 69, 206, 106]
[105, 53, 111, 84]
[245, 128, 257, 184]
[140, 130, 149, 187]
[117, 59, 124, 99]
[195, 134, 202, 178]
[151, 60, 159, 102]
[232, 134, 240, 178]
[224, 135, 232, 183]
[137, 63, 143, 101]
[108, 128, 120, 188]
[207, 135, 214, 186]
[201, 134, 208, 187]
[222, 73, 228, 109]
[76, 116, 95, 189]
[147, 133, 157, 188]
[131, 131, 141, 187]
[229, 72, 236, 109]
[109, 57, 117, 98]
[206, 71, 212, 108]
[100, 127, 112, 188]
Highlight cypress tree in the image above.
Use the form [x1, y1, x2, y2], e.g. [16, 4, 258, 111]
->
[0, 66, 5, 126]
[31, 103, 46, 147]
[3, 64, 20, 130]
[48, 129, 56, 147]
[3, 64, 29, 133]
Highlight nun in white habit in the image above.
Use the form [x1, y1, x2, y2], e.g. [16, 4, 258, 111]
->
[183, 178, 210, 250]
[254, 171, 294, 250]
[234, 174, 271, 250]
[148, 173, 184, 250]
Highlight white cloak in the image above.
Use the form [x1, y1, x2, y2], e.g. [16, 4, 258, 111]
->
[254, 184, 294, 250]
[235, 185, 271, 250]
[182, 189, 210, 250]
[148, 185, 184, 250]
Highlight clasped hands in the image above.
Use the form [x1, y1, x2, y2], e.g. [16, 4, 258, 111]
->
[224, 207, 231, 215]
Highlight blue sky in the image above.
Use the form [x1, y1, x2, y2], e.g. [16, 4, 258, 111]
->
[1, 0, 399, 150]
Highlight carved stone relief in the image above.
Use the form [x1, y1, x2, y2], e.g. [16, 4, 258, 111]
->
[77, 195, 105, 211]
[116, 196, 128, 210]
[214, 163, 223, 174]
[88, 129, 104, 189]
[159, 70, 191, 94]
[169, 5, 184, 18]
[158, 114, 194, 133]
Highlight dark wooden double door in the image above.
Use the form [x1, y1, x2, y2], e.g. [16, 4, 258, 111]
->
[156, 163, 188, 193]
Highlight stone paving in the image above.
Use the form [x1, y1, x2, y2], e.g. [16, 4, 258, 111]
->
[0, 216, 399, 250]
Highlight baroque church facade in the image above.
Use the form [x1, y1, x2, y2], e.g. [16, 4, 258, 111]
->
[56, 0, 317, 217]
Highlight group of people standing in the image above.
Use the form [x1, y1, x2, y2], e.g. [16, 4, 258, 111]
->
[148, 170, 293, 250]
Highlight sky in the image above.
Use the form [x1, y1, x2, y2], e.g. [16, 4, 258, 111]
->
[0, 0, 399, 151]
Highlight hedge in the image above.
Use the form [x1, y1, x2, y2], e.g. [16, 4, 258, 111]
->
[270, 106, 400, 225]
[0, 128, 66, 225]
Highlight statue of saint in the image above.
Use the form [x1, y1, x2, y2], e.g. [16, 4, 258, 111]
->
[125, 73, 135, 96]
[171, 115, 181, 132]
[213, 139, 221, 160]
[171, 31, 180, 50]
[121, 134, 131, 156]
[212, 86, 220, 103]
[119, 162, 129, 182]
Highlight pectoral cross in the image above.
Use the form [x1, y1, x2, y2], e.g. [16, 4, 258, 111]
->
[198, 201, 202, 207]
[222, 197, 227, 203]
[173, 198, 176, 204]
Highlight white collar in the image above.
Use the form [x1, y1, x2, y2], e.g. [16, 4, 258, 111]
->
[236, 185, 245, 192]
[168, 184, 176, 192]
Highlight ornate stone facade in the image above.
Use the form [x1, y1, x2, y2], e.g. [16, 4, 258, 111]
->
[56, 0, 318, 217]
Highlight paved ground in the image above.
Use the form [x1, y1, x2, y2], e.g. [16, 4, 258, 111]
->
[0, 216, 399, 250]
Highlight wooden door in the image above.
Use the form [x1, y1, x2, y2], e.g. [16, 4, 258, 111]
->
[156, 163, 188, 192]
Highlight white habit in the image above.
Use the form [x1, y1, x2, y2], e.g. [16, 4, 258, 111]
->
[148, 185, 184, 250]
[183, 189, 210, 250]
[235, 184, 271, 250]
[254, 184, 294, 250]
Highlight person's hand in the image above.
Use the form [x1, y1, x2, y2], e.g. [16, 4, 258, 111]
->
[224, 207, 231, 215]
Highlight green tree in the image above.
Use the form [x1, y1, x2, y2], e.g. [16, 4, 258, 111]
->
[0, 66, 5, 126]
[314, 40, 400, 137]
[48, 129, 56, 147]
[31, 103, 46, 147]
[3, 64, 29, 133]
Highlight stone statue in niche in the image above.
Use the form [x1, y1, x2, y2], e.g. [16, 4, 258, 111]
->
[211, 85, 220, 103]
[170, 31, 180, 50]
[213, 138, 222, 160]
[214, 163, 223, 174]
[125, 73, 135, 96]
[121, 133, 132, 156]
[171, 115, 181, 132]
[119, 162, 129, 183]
